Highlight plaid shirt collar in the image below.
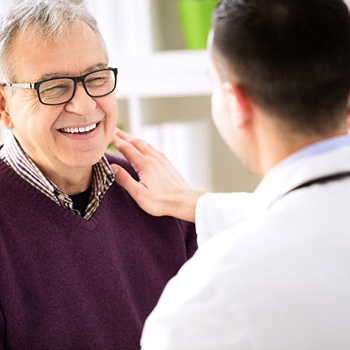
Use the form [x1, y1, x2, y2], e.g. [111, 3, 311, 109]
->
[0, 133, 114, 219]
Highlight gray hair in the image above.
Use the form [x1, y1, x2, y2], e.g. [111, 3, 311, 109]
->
[0, 0, 108, 81]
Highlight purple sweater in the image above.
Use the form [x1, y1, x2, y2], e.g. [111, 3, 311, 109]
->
[0, 154, 197, 349]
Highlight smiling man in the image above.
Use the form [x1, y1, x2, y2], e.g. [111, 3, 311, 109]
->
[0, 1, 196, 348]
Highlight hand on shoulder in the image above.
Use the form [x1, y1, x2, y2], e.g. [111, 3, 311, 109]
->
[110, 128, 206, 222]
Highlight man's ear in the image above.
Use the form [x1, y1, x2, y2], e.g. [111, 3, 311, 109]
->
[0, 87, 14, 129]
[223, 82, 253, 128]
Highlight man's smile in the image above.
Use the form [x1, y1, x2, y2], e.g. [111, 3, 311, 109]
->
[60, 122, 98, 134]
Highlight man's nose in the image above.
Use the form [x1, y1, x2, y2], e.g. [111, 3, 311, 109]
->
[64, 83, 96, 114]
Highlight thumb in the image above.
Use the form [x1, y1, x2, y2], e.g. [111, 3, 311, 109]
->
[110, 163, 144, 201]
[110, 164, 133, 188]
[111, 164, 158, 215]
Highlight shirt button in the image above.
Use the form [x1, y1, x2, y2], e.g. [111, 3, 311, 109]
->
[57, 194, 65, 201]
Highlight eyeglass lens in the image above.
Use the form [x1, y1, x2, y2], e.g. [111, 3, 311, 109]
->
[38, 69, 116, 105]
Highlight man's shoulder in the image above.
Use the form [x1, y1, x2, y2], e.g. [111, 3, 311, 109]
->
[105, 152, 129, 167]
[105, 152, 138, 180]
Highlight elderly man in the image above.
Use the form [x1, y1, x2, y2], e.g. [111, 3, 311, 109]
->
[0, 0, 196, 348]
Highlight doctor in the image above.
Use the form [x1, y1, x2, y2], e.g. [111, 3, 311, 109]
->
[111, 0, 350, 348]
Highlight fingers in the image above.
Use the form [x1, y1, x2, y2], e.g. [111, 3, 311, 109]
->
[112, 128, 162, 157]
[114, 127, 131, 139]
[111, 128, 144, 150]
[110, 130, 202, 220]
[110, 164, 131, 186]
[111, 163, 164, 217]
[111, 163, 145, 198]
[111, 128, 132, 144]
[111, 128, 167, 173]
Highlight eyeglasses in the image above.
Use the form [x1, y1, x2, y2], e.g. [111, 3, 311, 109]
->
[1, 67, 118, 106]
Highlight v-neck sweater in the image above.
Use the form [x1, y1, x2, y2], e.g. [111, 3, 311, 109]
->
[0, 154, 197, 350]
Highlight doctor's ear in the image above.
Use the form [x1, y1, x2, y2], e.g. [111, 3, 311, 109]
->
[0, 87, 14, 129]
[223, 82, 253, 127]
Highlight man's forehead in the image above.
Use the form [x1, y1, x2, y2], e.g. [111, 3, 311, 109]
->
[14, 21, 91, 46]
[7, 24, 107, 82]
[36, 63, 109, 81]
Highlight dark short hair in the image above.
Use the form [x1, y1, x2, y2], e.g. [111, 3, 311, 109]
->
[212, 0, 350, 133]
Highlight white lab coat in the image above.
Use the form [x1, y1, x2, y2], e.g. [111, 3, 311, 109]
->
[141, 141, 350, 350]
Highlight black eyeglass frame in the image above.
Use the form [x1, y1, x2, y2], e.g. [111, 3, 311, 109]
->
[1, 67, 118, 106]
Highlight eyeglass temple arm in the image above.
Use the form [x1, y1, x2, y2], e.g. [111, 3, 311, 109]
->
[0, 82, 34, 89]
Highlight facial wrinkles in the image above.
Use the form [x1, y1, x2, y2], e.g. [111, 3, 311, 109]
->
[22, 95, 41, 115]
[7, 89, 40, 121]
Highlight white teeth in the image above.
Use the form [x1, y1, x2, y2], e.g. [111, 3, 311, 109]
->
[61, 123, 97, 134]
